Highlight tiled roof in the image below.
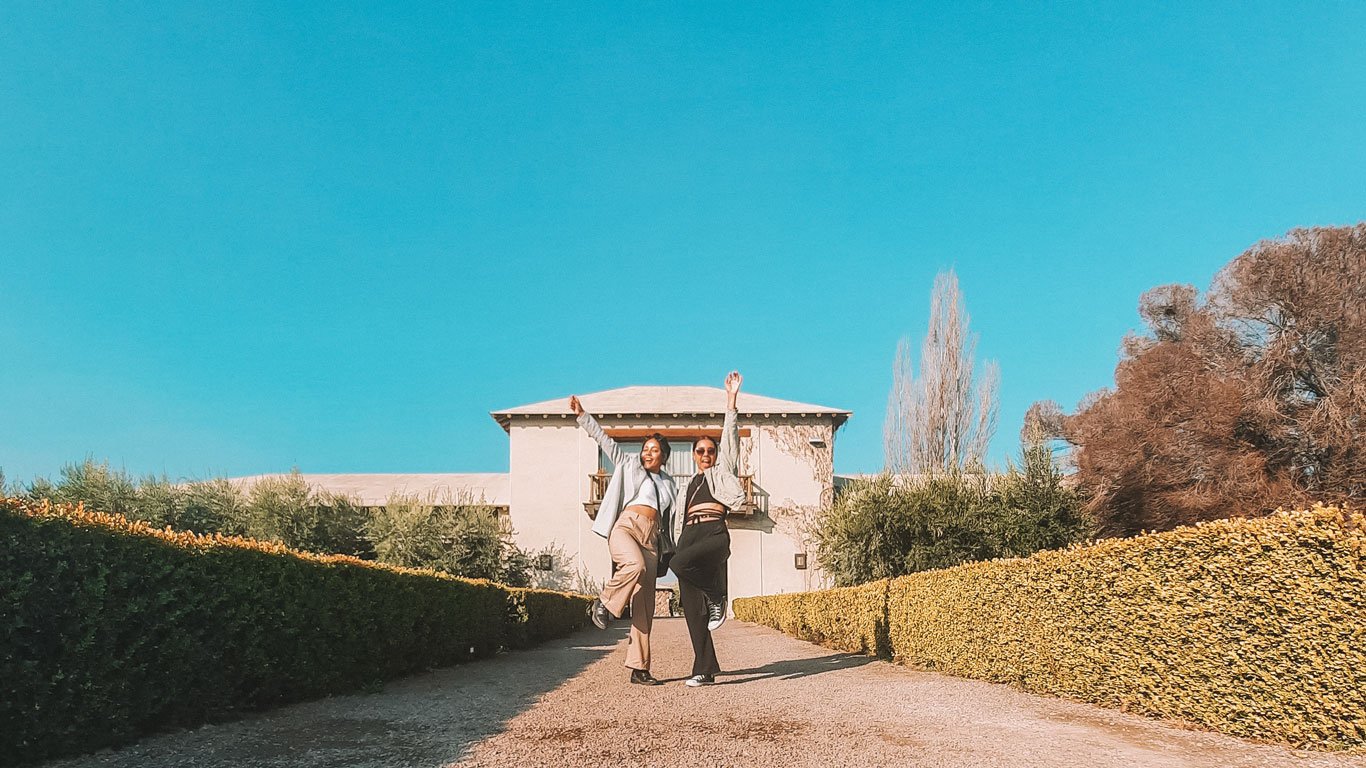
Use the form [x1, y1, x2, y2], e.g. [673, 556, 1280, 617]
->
[228, 473, 509, 507]
[491, 385, 851, 430]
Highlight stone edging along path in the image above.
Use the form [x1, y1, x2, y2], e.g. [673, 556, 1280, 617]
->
[47, 619, 1366, 768]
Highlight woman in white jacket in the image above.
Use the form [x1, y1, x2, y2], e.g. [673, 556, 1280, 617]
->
[569, 394, 677, 686]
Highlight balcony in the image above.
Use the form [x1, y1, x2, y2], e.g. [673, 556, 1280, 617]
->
[584, 472, 761, 519]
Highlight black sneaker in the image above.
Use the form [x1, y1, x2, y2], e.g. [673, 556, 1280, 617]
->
[590, 598, 614, 630]
[706, 597, 726, 631]
[629, 669, 662, 686]
[685, 674, 715, 687]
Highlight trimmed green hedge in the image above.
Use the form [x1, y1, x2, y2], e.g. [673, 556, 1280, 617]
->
[735, 505, 1366, 750]
[0, 498, 592, 765]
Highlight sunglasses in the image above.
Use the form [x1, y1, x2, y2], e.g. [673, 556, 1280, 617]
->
[693, 446, 716, 456]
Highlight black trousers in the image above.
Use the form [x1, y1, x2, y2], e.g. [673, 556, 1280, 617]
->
[671, 519, 730, 677]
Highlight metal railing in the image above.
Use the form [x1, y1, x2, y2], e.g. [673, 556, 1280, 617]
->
[584, 471, 759, 519]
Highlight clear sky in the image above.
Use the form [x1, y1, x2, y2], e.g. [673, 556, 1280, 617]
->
[3, 2, 1364, 485]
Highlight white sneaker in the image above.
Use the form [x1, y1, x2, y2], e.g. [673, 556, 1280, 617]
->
[686, 674, 715, 687]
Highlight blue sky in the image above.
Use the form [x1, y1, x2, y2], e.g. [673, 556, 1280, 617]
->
[3, 1, 1364, 484]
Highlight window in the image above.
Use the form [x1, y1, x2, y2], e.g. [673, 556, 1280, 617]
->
[599, 440, 697, 487]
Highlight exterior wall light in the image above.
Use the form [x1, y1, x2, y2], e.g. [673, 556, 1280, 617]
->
[794, 553, 808, 570]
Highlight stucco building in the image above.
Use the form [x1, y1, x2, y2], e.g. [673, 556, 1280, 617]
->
[491, 386, 851, 603]
[235, 385, 851, 607]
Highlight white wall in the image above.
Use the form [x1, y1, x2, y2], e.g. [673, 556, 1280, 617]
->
[507, 417, 612, 585]
[726, 416, 835, 603]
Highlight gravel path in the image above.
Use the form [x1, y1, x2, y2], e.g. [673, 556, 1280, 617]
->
[48, 618, 1366, 768]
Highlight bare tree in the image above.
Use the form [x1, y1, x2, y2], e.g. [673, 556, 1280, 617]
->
[885, 270, 1000, 474]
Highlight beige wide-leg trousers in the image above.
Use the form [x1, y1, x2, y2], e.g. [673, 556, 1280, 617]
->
[600, 508, 658, 671]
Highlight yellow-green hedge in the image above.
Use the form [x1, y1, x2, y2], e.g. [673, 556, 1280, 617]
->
[735, 505, 1366, 750]
[0, 498, 592, 765]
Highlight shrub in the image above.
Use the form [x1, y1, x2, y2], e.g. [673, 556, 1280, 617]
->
[176, 478, 247, 536]
[368, 492, 529, 584]
[504, 587, 593, 649]
[0, 498, 590, 765]
[240, 471, 371, 559]
[816, 448, 1090, 586]
[48, 458, 140, 518]
[737, 505, 1366, 750]
[16, 461, 251, 537]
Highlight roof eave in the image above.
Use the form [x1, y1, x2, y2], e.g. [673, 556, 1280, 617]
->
[492, 409, 852, 432]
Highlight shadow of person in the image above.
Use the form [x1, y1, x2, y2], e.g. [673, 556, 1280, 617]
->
[715, 652, 876, 684]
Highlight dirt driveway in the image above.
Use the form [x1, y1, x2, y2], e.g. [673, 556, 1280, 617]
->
[48, 618, 1366, 768]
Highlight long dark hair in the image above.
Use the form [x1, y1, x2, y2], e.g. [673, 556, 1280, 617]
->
[643, 433, 671, 465]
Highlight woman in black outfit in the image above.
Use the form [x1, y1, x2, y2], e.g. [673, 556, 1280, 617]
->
[669, 371, 743, 687]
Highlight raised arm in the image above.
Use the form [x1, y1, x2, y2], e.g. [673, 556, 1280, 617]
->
[718, 371, 742, 476]
[570, 395, 626, 468]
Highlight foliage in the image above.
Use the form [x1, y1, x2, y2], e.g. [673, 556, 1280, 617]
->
[15, 460, 249, 537]
[993, 442, 1093, 558]
[1042, 224, 1366, 536]
[498, 537, 532, 588]
[885, 269, 1000, 474]
[738, 505, 1366, 750]
[368, 492, 529, 584]
[504, 587, 594, 649]
[129, 475, 185, 527]
[176, 478, 247, 535]
[46, 458, 140, 518]
[0, 497, 590, 765]
[14, 461, 535, 577]
[240, 471, 374, 559]
[815, 447, 1089, 586]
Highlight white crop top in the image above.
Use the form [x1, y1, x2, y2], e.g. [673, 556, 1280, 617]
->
[625, 472, 673, 512]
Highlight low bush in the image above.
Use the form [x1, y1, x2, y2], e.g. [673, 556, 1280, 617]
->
[737, 505, 1366, 750]
[505, 587, 594, 649]
[816, 445, 1091, 586]
[368, 491, 529, 585]
[11, 460, 533, 582]
[0, 498, 591, 765]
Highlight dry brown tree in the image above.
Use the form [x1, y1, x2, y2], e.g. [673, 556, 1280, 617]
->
[1043, 225, 1365, 536]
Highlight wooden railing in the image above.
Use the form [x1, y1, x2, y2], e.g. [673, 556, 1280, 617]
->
[584, 471, 759, 519]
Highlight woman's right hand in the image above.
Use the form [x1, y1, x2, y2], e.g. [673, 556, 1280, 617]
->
[569, 395, 584, 416]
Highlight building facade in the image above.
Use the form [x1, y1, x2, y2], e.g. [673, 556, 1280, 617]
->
[491, 386, 850, 604]
[233, 385, 851, 608]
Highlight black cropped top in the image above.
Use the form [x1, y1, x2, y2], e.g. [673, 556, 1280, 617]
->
[685, 473, 721, 510]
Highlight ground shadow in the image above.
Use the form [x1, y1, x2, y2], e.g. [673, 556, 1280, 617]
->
[875, 579, 894, 659]
[715, 651, 877, 685]
[43, 625, 629, 768]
